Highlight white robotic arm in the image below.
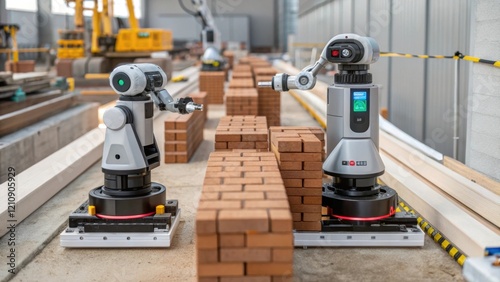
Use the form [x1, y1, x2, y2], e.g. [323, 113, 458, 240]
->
[259, 34, 380, 91]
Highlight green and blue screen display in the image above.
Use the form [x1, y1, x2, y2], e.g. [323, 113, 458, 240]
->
[353, 91, 368, 112]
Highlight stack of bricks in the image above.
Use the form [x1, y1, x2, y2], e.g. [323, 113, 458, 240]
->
[215, 116, 268, 152]
[228, 78, 254, 89]
[199, 71, 225, 104]
[253, 67, 277, 84]
[226, 88, 258, 116]
[232, 71, 253, 80]
[269, 126, 326, 231]
[196, 151, 294, 281]
[233, 64, 252, 73]
[223, 50, 234, 69]
[163, 110, 204, 163]
[255, 74, 280, 127]
[189, 91, 208, 122]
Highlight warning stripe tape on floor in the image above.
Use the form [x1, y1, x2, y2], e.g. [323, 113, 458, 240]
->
[381, 51, 500, 68]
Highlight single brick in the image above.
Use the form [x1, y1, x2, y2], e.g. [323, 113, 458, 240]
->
[198, 200, 242, 210]
[220, 277, 271, 282]
[285, 188, 322, 196]
[244, 184, 287, 192]
[198, 262, 244, 277]
[287, 196, 302, 205]
[246, 233, 293, 248]
[203, 185, 243, 192]
[221, 191, 265, 200]
[196, 210, 217, 234]
[293, 221, 321, 231]
[279, 162, 302, 171]
[269, 209, 293, 232]
[280, 170, 323, 179]
[302, 212, 322, 222]
[265, 191, 288, 200]
[302, 196, 322, 205]
[220, 248, 271, 262]
[290, 204, 322, 213]
[197, 249, 218, 263]
[303, 179, 323, 187]
[272, 248, 294, 262]
[196, 234, 218, 249]
[292, 213, 301, 222]
[218, 209, 269, 233]
[303, 162, 322, 171]
[282, 179, 302, 188]
[278, 153, 322, 162]
[246, 262, 293, 276]
[219, 234, 245, 248]
[244, 200, 290, 209]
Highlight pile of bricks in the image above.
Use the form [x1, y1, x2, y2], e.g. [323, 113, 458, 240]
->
[215, 116, 268, 152]
[232, 72, 253, 79]
[163, 110, 204, 163]
[196, 151, 293, 281]
[253, 67, 277, 82]
[255, 74, 281, 127]
[223, 50, 234, 69]
[269, 126, 325, 231]
[199, 71, 225, 104]
[228, 78, 254, 89]
[226, 88, 258, 116]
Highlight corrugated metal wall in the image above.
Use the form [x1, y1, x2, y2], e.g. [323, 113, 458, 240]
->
[296, 0, 470, 161]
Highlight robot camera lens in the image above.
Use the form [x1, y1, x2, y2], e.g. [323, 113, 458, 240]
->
[341, 49, 352, 58]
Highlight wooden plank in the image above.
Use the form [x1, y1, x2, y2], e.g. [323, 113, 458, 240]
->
[0, 93, 77, 136]
[380, 152, 500, 257]
[380, 132, 500, 228]
[443, 155, 500, 196]
[0, 90, 63, 116]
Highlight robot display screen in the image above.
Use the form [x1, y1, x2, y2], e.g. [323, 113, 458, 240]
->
[353, 91, 368, 112]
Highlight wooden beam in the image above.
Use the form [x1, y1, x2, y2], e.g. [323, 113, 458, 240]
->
[380, 153, 500, 257]
[380, 132, 500, 228]
[0, 90, 63, 116]
[443, 156, 500, 196]
[0, 93, 77, 136]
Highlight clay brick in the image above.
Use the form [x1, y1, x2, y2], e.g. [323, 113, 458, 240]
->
[272, 276, 293, 282]
[280, 170, 323, 179]
[302, 213, 322, 222]
[242, 134, 268, 142]
[196, 210, 217, 234]
[220, 277, 271, 282]
[224, 178, 263, 185]
[279, 162, 302, 171]
[199, 277, 219, 282]
[244, 161, 278, 167]
[197, 234, 218, 249]
[246, 233, 293, 247]
[303, 162, 322, 171]
[274, 138, 302, 152]
[287, 196, 302, 205]
[290, 204, 322, 213]
[198, 263, 244, 277]
[303, 179, 323, 187]
[205, 171, 243, 178]
[203, 185, 243, 192]
[219, 234, 245, 248]
[223, 166, 261, 172]
[293, 221, 321, 231]
[269, 209, 293, 232]
[246, 262, 293, 276]
[215, 142, 228, 149]
[197, 249, 218, 263]
[199, 200, 242, 210]
[224, 156, 260, 162]
[282, 179, 302, 188]
[285, 188, 322, 196]
[292, 213, 301, 222]
[228, 142, 256, 149]
[221, 192, 265, 200]
[245, 185, 287, 192]
[244, 200, 290, 209]
[204, 178, 222, 185]
[220, 248, 271, 262]
[264, 178, 285, 184]
[244, 171, 281, 178]
[272, 248, 294, 262]
[200, 192, 220, 201]
[265, 191, 288, 200]
[302, 196, 322, 205]
[218, 210, 269, 233]
[255, 142, 269, 149]
[164, 154, 176, 163]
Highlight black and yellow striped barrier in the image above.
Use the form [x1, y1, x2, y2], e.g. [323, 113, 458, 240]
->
[397, 201, 467, 266]
[381, 51, 500, 68]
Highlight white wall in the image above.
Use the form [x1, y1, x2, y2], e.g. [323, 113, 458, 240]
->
[466, 0, 500, 180]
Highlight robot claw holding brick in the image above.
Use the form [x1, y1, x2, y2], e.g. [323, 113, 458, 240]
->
[61, 63, 202, 248]
[260, 34, 425, 247]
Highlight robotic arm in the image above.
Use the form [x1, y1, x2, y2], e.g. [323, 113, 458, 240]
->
[259, 34, 380, 91]
[110, 63, 203, 114]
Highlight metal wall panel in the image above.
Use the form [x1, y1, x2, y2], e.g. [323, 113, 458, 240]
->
[340, 0, 352, 33]
[353, 0, 369, 36]
[389, 0, 427, 140]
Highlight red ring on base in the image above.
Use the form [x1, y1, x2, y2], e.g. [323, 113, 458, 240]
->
[330, 206, 396, 221]
[96, 211, 155, 220]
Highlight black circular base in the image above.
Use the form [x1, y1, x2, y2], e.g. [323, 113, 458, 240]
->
[89, 182, 166, 216]
[323, 184, 398, 221]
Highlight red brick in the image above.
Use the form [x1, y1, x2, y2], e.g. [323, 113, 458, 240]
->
[279, 162, 302, 171]
[198, 200, 242, 210]
[293, 221, 321, 231]
[246, 233, 293, 248]
[198, 263, 244, 277]
[282, 179, 302, 188]
[203, 185, 243, 192]
[246, 262, 293, 276]
[302, 212, 322, 222]
[244, 200, 290, 209]
[303, 179, 323, 187]
[220, 277, 271, 282]
[292, 213, 301, 222]
[218, 210, 269, 233]
[197, 249, 218, 263]
[269, 209, 293, 232]
[290, 204, 322, 213]
[272, 248, 294, 262]
[285, 188, 322, 196]
[265, 191, 288, 200]
[220, 248, 271, 262]
[219, 234, 245, 248]
[303, 162, 322, 171]
[244, 185, 287, 192]
[221, 192, 265, 200]
[197, 234, 218, 249]
[280, 170, 323, 179]
[196, 210, 217, 234]
[287, 196, 302, 205]
[302, 196, 322, 205]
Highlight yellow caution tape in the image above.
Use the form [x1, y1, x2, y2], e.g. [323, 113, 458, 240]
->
[381, 51, 500, 69]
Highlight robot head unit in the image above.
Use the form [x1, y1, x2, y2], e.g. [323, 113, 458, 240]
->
[110, 63, 167, 96]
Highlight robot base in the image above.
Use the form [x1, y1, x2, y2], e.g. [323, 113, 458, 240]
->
[294, 212, 425, 247]
[60, 201, 181, 248]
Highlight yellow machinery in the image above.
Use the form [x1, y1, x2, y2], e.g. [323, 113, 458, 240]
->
[0, 24, 19, 62]
[57, 0, 85, 59]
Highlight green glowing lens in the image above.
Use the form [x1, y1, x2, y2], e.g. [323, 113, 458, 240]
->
[118, 79, 125, 86]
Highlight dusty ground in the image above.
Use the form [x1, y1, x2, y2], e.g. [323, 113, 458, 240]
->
[3, 93, 463, 282]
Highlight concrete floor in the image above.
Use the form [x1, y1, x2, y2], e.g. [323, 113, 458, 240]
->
[2, 91, 463, 282]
